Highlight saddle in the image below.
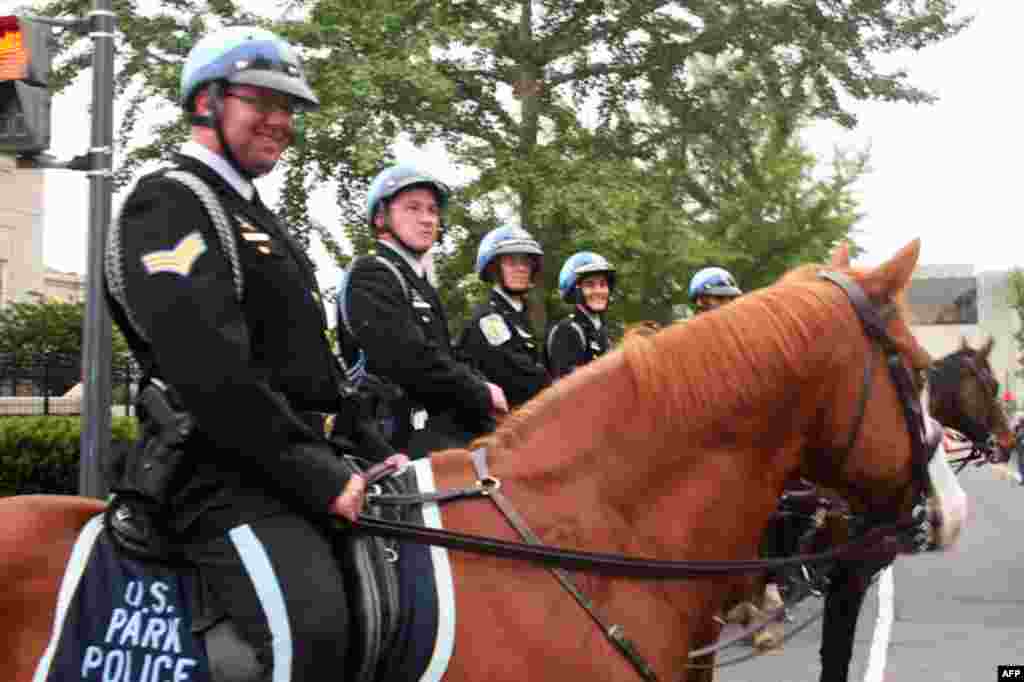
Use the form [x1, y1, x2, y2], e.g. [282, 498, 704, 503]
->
[105, 459, 417, 682]
[339, 457, 413, 682]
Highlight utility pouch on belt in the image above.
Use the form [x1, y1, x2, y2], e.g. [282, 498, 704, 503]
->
[118, 381, 195, 508]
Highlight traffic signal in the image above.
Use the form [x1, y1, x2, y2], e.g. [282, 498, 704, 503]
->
[0, 15, 51, 154]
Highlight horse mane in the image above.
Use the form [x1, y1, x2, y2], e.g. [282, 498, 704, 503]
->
[477, 274, 865, 457]
[622, 279, 859, 431]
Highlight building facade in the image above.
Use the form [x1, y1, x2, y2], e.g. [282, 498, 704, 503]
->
[0, 158, 46, 306]
[43, 267, 86, 302]
[0, 160, 85, 306]
[907, 264, 1021, 404]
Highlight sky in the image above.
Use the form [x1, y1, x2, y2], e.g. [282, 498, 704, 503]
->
[6, 0, 1019, 291]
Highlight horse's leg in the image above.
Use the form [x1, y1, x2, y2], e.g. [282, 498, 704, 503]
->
[721, 574, 762, 626]
[752, 515, 788, 650]
[687, 617, 722, 682]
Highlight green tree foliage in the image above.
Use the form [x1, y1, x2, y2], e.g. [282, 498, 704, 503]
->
[0, 416, 138, 496]
[33, 0, 968, 329]
[0, 292, 131, 365]
[1008, 269, 1024, 380]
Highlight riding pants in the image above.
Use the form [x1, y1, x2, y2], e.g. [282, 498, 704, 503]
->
[182, 513, 350, 681]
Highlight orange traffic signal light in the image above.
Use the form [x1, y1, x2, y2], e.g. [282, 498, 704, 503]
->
[0, 16, 50, 153]
[0, 15, 49, 86]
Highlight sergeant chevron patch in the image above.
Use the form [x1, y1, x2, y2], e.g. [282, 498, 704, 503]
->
[141, 232, 207, 277]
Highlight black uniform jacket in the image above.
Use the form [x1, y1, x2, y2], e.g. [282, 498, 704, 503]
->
[340, 244, 492, 438]
[105, 155, 352, 530]
[457, 290, 551, 409]
[546, 308, 612, 380]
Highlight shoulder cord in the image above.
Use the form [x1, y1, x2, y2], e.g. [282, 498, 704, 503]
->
[546, 319, 588, 364]
[105, 170, 243, 343]
[338, 255, 411, 386]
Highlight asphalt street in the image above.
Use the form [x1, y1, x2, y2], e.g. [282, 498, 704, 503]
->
[718, 462, 1024, 682]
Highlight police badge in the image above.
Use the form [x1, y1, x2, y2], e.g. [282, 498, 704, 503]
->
[480, 313, 512, 346]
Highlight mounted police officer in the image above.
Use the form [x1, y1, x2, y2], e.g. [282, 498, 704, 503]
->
[546, 252, 616, 379]
[103, 26, 404, 680]
[337, 164, 509, 457]
[457, 226, 551, 409]
[688, 266, 743, 314]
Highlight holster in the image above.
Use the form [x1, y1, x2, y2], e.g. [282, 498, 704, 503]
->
[116, 382, 195, 509]
[327, 377, 402, 463]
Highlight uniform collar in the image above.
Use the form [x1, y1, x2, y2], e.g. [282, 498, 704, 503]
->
[576, 306, 602, 330]
[377, 240, 426, 278]
[492, 286, 524, 312]
[180, 141, 255, 202]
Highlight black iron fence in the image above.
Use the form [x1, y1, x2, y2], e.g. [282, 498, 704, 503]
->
[0, 352, 139, 416]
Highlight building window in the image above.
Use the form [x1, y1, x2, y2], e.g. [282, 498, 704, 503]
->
[906, 276, 978, 325]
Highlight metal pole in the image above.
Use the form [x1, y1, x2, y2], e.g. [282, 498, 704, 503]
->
[78, 0, 115, 498]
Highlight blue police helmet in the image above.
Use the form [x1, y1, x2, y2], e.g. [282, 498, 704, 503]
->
[475, 226, 544, 282]
[366, 164, 450, 228]
[688, 267, 743, 301]
[558, 252, 616, 302]
[180, 26, 319, 112]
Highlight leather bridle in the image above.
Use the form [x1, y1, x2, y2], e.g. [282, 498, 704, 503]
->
[817, 271, 935, 513]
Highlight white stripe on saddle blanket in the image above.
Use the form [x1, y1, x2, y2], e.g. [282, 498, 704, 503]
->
[925, 416, 969, 550]
[411, 457, 457, 682]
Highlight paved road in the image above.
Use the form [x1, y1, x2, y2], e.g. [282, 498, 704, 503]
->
[717, 463, 1024, 682]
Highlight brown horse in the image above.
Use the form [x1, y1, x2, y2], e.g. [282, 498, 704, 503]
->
[811, 335, 1015, 682]
[0, 240, 961, 682]
[726, 334, 1015, 679]
[929, 336, 1015, 457]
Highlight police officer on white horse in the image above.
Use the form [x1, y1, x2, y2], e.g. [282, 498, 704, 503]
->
[457, 226, 551, 408]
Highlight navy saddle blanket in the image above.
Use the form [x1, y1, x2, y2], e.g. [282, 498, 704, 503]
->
[32, 458, 456, 682]
[33, 516, 210, 681]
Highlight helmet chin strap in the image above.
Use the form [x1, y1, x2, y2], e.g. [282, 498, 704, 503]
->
[199, 82, 260, 181]
[381, 203, 437, 256]
[575, 289, 598, 315]
[499, 273, 530, 297]
[386, 223, 429, 256]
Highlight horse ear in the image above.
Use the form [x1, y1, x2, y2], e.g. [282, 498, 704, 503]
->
[863, 239, 920, 298]
[829, 242, 851, 268]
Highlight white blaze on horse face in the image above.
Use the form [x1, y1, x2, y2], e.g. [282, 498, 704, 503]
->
[925, 416, 969, 550]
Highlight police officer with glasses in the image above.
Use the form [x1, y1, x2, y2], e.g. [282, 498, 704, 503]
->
[104, 26, 403, 680]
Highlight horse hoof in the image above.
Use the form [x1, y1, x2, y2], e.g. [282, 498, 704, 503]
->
[753, 622, 785, 652]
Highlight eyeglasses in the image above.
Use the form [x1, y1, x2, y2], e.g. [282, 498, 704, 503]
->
[226, 91, 297, 116]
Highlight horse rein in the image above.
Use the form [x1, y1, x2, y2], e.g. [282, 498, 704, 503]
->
[347, 271, 941, 679]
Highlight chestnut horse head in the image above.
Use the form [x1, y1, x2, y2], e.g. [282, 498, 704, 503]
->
[929, 337, 1015, 455]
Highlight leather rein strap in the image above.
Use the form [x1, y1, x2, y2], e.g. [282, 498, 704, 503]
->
[469, 448, 659, 681]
